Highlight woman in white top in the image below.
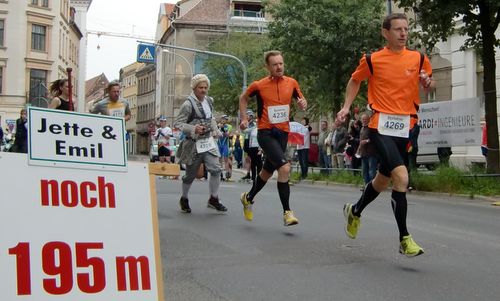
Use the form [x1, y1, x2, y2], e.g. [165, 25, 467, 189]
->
[296, 117, 311, 179]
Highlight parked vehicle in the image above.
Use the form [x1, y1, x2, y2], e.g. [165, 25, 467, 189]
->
[149, 141, 159, 162]
[149, 137, 177, 163]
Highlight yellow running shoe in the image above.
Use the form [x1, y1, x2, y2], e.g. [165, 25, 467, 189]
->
[343, 203, 361, 239]
[240, 192, 253, 221]
[283, 210, 299, 226]
[399, 235, 424, 257]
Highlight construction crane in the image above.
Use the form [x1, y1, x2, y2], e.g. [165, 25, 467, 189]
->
[87, 30, 155, 49]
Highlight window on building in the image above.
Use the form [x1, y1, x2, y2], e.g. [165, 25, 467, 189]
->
[31, 24, 46, 51]
[0, 66, 3, 94]
[31, 0, 49, 7]
[29, 69, 48, 107]
[0, 20, 4, 47]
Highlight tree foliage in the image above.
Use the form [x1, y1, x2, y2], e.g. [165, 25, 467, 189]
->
[396, 0, 500, 172]
[265, 0, 385, 118]
[203, 32, 270, 117]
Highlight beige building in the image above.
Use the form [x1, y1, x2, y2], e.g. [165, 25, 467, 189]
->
[0, 0, 89, 131]
[155, 0, 268, 126]
[119, 61, 143, 155]
[136, 63, 156, 155]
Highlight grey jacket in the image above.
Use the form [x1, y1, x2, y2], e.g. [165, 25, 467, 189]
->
[174, 93, 221, 165]
[329, 126, 348, 154]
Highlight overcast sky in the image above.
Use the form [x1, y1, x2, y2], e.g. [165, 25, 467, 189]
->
[86, 0, 176, 81]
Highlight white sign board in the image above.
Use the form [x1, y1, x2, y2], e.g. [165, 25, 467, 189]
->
[417, 98, 481, 148]
[0, 152, 161, 300]
[28, 107, 127, 171]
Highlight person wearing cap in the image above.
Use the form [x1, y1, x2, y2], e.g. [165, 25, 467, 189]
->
[217, 115, 233, 181]
[173, 74, 227, 213]
[239, 50, 307, 226]
[246, 110, 262, 183]
[241, 110, 261, 182]
[154, 116, 173, 164]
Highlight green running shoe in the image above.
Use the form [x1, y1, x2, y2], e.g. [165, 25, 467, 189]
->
[343, 203, 361, 239]
[399, 235, 424, 257]
[240, 192, 253, 221]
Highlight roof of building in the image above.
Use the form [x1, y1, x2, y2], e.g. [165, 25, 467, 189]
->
[85, 73, 109, 101]
[175, 0, 229, 26]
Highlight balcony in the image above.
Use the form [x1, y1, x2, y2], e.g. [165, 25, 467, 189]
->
[228, 9, 267, 33]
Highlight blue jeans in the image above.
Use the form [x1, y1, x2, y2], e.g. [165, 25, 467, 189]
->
[318, 149, 331, 174]
[297, 148, 309, 179]
[362, 155, 378, 184]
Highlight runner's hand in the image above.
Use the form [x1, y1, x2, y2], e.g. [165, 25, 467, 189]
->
[239, 119, 248, 130]
[297, 97, 307, 111]
[420, 71, 431, 88]
[337, 108, 350, 123]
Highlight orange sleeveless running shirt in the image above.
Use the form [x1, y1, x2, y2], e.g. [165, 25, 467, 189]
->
[244, 76, 304, 132]
[351, 47, 432, 129]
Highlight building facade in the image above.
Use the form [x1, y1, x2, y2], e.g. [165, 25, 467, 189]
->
[155, 0, 268, 126]
[0, 0, 89, 132]
[119, 61, 143, 155]
[136, 63, 156, 155]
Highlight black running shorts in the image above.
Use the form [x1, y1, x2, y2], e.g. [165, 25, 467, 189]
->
[257, 128, 289, 173]
[369, 129, 408, 177]
[158, 146, 171, 157]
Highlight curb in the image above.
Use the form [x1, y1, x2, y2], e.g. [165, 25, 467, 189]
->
[218, 168, 500, 205]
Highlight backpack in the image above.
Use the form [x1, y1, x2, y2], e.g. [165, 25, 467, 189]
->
[186, 96, 214, 124]
[366, 51, 424, 75]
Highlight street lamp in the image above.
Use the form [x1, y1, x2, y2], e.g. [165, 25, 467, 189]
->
[162, 49, 193, 78]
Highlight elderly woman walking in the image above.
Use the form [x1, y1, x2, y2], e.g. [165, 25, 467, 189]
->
[174, 74, 227, 213]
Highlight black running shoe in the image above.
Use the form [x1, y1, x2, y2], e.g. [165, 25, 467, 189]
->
[207, 196, 228, 212]
[179, 197, 191, 213]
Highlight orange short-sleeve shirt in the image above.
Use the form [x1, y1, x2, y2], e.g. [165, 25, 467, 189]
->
[351, 47, 432, 129]
[245, 76, 304, 132]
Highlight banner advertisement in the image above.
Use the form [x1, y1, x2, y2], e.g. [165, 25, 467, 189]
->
[28, 107, 127, 171]
[0, 153, 160, 301]
[417, 98, 481, 148]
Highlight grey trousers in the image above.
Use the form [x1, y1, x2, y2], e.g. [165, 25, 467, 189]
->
[182, 152, 222, 184]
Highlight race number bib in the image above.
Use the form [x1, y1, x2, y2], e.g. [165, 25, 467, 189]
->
[377, 113, 410, 138]
[196, 136, 216, 153]
[108, 107, 125, 118]
[268, 105, 289, 124]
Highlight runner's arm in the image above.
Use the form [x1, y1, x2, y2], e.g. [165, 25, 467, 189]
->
[239, 93, 250, 130]
[338, 78, 361, 122]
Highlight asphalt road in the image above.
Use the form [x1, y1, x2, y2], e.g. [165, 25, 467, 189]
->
[155, 177, 500, 301]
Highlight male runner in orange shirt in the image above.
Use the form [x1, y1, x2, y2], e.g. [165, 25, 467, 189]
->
[337, 13, 434, 257]
[239, 50, 307, 226]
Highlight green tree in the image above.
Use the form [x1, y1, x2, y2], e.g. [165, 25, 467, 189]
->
[396, 0, 500, 172]
[265, 0, 385, 118]
[203, 32, 270, 116]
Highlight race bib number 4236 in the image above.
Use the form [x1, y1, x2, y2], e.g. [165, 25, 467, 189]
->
[268, 105, 289, 124]
[377, 113, 410, 138]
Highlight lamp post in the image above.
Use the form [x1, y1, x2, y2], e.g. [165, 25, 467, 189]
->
[139, 40, 247, 93]
[163, 49, 193, 78]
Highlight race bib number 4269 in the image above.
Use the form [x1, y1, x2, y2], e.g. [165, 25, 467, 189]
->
[377, 113, 410, 138]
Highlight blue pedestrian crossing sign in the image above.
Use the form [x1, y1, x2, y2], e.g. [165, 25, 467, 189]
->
[137, 43, 156, 63]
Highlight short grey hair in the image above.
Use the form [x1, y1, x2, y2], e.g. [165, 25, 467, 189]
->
[191, 74, 210, 90]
